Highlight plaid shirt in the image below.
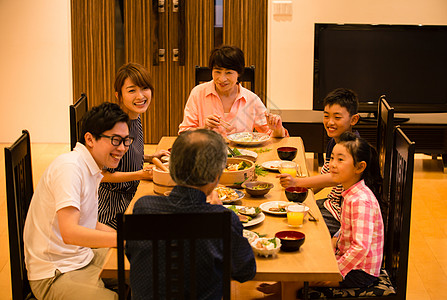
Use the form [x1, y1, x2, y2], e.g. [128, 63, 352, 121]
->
[335, 180, 384, 278]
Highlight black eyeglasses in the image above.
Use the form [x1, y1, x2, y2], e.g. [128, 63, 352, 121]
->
[99, 134, 134, 147]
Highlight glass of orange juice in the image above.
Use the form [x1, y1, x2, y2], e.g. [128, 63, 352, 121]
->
[278, 161, 298, 177]
[287, 204, 305, 227]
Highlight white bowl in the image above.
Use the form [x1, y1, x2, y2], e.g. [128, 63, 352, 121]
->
[153, 163, 175, 195]
[250, 237, 281, 258]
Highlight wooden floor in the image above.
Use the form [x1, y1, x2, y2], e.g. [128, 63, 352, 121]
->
[1, 143, 446, 299]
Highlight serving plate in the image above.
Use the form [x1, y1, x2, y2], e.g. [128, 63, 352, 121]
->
[227, 148, 258, 160]
[224, 205, 266, 227]
[260, 201, 310, 215]
[227, 132, 270, 146]
[261, 160, 287, 171]
[259, 201, 290, 215]
[215, 187, 244, 204]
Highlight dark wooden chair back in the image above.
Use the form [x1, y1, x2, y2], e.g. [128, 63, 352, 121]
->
[382, 126, 415, 299]
[377, 96, 395, 248]
[117, 211, 232, 300]
[4, 130, 34, 300]
[70, 93, 88, 150]
[195, 65, 255, 92]
[377, 95, 395, 199]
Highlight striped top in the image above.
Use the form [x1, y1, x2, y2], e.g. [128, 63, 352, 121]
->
[321, 138, 344, 221]
[98, 116, 144, 229]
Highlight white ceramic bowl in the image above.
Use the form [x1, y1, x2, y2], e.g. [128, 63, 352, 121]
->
[250, 237, 281, 258]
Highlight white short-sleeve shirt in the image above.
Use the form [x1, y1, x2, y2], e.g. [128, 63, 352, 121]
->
[24, 143, 103, 281]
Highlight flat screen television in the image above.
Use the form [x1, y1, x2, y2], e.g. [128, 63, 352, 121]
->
[313, 23, 447, 114]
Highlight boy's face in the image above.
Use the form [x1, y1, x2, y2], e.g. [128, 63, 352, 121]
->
[86, 121, 130, 169]
[323, 104, 359, 141]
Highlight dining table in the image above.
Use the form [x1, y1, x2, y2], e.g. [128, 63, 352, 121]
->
[100, 135, 342, 298]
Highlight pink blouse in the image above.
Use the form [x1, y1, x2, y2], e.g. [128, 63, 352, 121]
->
[178, 81, 274, 137]
[335, 179, 384, 278]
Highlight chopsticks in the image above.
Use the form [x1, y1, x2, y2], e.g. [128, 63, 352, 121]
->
[219, 118, 232, 130]
[227, 146, 237, 157]
[306, 207, 319, 222]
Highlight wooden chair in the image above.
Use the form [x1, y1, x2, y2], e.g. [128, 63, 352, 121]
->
[195, 65, 255, 92]
[304, 126, 415, 299]
[117, 211, 232, 300]
[376, 96, 395, 238]
[5, 130, 34, 300]
[70, 93, 88, 150]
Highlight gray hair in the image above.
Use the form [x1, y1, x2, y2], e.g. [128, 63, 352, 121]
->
[169, 129, 227, 186]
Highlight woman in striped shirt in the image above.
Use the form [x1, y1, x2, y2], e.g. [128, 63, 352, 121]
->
[98, 63, 169, 229]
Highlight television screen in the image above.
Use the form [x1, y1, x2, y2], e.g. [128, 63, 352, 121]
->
[313, 23, 447, 113]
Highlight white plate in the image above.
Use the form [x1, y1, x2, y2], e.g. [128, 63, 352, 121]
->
[259, 201, 290, 215]
[260, 201, 310, 215]
[224, 205, 266, 227]
[261, 160, 287, 171]
[215, 187, 244, 204]
[227, 148, 258, 160]
[227, 132, 270, 146]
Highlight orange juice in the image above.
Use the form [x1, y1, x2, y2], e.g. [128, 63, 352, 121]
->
[280, 167, 297, 177]
[287, 204, 305, 227]
[279, 161, 298, 177]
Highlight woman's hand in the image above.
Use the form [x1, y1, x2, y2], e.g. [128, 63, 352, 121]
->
[265, 112, 285, 137]
[138, 165, 154, 180]
[205, 114, 222, 130]
[153, 149, 170, 159]
[276, 173, 298, 188]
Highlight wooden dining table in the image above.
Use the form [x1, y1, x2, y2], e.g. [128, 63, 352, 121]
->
[100, 135, 342, 297]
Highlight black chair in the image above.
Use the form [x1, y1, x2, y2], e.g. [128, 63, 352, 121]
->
[376, 96, 395, 235]
[303, 126, 415, 299]
[70, 93, 88, 150]
[377, 96, 395, 199]
[117, 211, 232, 300]
[380, 126, 415, 300]
[195, 65, 255, 92]
[5, 130, 34, 300]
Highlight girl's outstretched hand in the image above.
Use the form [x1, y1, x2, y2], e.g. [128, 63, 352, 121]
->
[276, 173, 296, 188]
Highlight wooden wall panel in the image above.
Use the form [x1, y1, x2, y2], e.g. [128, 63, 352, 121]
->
[124, 0, 214, 143]
[222, 0, 268, 102]
[71, 0, 115, 106]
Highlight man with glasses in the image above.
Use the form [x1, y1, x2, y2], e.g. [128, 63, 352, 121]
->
[24, 102, 130, 299]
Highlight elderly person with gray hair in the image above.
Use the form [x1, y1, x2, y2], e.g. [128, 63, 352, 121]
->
[126, 129, 256, 300]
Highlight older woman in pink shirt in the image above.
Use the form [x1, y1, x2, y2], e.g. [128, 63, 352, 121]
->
[178, 45, 287, 137]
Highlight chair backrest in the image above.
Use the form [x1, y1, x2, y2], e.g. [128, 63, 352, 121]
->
[377, 95, 395, 196]
[117, 211, 232, 300]
[376, 96, 395, 240]
[195, 65, 255, 92]
[70, 93, 88, 150]
[383, 126, 415, 299]
[4, 130, 34, 299]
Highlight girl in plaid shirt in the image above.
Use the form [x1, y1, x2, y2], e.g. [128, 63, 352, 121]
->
[330, 132, 384, 288]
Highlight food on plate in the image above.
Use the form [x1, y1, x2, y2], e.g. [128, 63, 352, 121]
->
[224, 161, 251, 172]
[215, 187, 240, 201]
[243, 230, 259, 243]
[250, 237, 281, 257]
[238, 206, 261, 217]
[226, 205, 253, 223]
[269, 207, 286, 213]
[268, 202, 289, 212]
[254, 238, 278, 250]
